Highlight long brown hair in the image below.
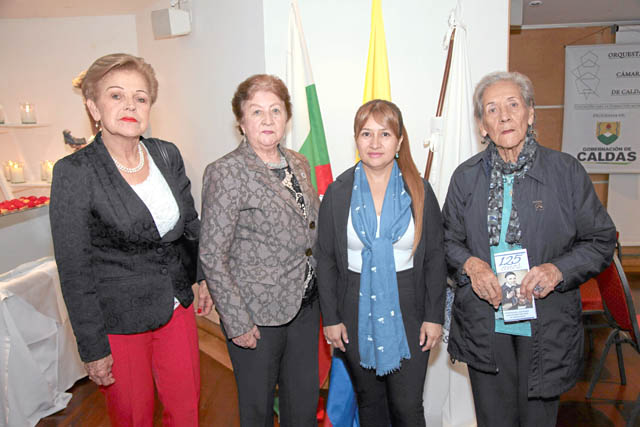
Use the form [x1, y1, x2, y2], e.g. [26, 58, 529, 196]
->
[353, 99, 424, 252]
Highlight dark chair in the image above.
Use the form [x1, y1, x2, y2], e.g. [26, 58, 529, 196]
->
[586, 254, 640, 403]
[580, 234, 621, 354]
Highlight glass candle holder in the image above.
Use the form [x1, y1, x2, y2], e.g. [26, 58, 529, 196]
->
[3, 161, 12, 180]
[41, 160, 54, 183]
[46, 161, 54, 183]
[10, 161, 25, 183]
[20, 102, 37, 124]
[40, 161, 48, 181]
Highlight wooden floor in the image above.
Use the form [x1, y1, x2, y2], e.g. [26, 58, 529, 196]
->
[37, 351, 243, 427]
[39, 273, 640, 427]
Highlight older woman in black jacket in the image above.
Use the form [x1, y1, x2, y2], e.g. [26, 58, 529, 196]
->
[50, 53, 212, 426]
[442, 71, 616, 426]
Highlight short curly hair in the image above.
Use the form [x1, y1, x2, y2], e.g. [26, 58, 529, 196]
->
[231, 74, 292, 135]
[77, 53, 159, 104]
[473, 71, 534, 121]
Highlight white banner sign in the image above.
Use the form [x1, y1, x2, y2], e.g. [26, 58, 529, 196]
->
[562, 44, 640, 173]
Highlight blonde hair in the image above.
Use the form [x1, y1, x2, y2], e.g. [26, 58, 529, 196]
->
[72, 70, 98, 134]
[78, 53, 158, 104]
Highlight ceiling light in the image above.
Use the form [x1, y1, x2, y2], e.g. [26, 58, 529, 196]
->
[529, 0, 543, 6]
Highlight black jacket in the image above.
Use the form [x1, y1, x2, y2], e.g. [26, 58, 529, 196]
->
[50, 135, 201, 362]
[315, 166, 447, 327]
[442, 145, 616, 398]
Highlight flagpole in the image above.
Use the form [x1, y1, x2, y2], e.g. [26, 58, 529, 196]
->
[424, 28, 456, 180]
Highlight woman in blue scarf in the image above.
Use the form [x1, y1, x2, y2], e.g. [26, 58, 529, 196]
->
[316, 100, 447, 426]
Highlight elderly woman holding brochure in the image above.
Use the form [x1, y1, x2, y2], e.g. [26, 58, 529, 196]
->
[442, 71, 616, 427]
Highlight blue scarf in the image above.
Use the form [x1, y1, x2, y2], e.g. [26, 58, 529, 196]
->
[350, 161, 412, 375]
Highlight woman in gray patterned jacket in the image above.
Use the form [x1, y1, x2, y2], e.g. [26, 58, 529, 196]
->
[200, 74, 321, 426]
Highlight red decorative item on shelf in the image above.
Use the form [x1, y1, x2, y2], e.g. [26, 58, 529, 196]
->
[0, 196, 49, 215]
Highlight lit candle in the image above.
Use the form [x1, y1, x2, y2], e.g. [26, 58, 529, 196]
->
[45, 161, 54, 183]
[11, 163, 25, 183]
[20, 102, 37, 124]
[40, 161, 51, 181]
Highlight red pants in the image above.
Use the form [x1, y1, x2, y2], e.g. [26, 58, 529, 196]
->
[100, 304, 200, 426]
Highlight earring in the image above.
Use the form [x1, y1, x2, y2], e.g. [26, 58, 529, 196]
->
[395, 152, 399, 159]
[526, 124, 536, 139]
[95, 121, 100, 129]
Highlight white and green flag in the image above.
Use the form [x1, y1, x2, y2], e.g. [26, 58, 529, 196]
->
[286, 0, 333, 195]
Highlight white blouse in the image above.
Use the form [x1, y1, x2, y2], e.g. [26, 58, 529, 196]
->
[347, 210, 415, 273]
[130, 145, 180, 238]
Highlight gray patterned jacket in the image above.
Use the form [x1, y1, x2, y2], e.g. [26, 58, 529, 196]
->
[200, 140, 320, 338]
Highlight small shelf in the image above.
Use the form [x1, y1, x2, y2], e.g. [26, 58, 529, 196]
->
[10, 181, 51, 188]
[0, 203, 49, 219]
[0, 123, 51, 129]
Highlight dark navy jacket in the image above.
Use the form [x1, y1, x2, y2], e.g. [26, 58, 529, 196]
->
[443, 145, 616, 398]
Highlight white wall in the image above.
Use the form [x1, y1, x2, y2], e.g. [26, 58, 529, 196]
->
[0, 1, 508, 201]
[0, 16, 138, 182]
[0, 1, 510, 274]
[135, 0, 265, 210]
[263, 0, 509, 177]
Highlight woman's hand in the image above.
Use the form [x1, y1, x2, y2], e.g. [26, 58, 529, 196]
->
[231, 325, 261, 349]
[463, 256, 501, 308]
[85, 354, 115, 386]
[521, 263, 563, 300]
[324, 323, 349, 352]
[196, 280, 213, 316]
[420, 322, 443, 352]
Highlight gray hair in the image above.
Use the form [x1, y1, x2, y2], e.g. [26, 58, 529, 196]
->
[473, 71, 535, 120]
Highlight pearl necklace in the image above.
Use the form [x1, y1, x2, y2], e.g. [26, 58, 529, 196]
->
[112, 143, 144, 173]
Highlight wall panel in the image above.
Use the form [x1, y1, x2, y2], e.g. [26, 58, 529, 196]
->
[509, 26, 615, 206]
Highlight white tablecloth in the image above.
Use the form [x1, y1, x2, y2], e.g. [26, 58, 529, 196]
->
[0, 206, 54, 275]
[0, 257, 85, 427]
